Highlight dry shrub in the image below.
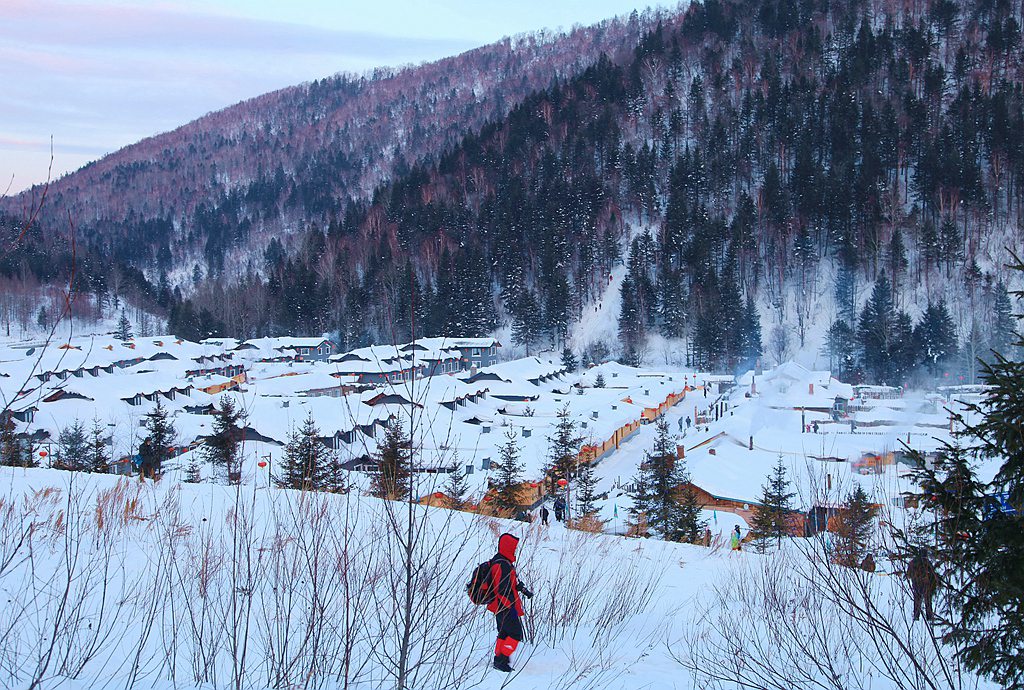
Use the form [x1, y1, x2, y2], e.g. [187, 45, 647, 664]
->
[568, 514, 605, 533]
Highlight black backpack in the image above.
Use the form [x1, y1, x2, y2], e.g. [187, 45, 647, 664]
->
[467, 559, 496, 605]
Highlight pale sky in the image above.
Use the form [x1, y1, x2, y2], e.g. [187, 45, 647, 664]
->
[2, 0, 676, 193]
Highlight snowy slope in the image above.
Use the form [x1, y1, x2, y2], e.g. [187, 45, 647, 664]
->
[0, 465, 992, 690]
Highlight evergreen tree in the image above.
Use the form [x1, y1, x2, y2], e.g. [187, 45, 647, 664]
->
[750, 456, 795, 551]
[369, 418, 412, 500]
[55, 420, 89, 471]
[183, 458, 202, 483]
[676, 482, 706, 543]
[140, 400, 175, 479]
[594, 372, 606, 388]
[511, 288, 543, 354]
[939, 217, 962, 275]
[115, 310, 134, 341]
[491, 430, 524, 515]
[825, 319, 857, 381]
[202, 396, 246, 483]
[88, 419, 109, 474]
[739, 295, 763, 368]
[618, 275, 642, 357]
[833, 485, 878, 567]
[626, 456, 653, 537]
[643, 417, 691, 541]
[277, 413, 331, 492]
[574, 461, 599, 519]
[444, 456, 470, 511]
[990, 281, 1017, 357]
[834, 264, 857, 325]
[857, 274, 913, 384]
[0, 416, 32, 467]
[546, 404, 583, 486]
[914, 300, 958, 377]
[888, 226, 909, 292]
[561, 347, 578, 372]
[925, 261, 1024, 685]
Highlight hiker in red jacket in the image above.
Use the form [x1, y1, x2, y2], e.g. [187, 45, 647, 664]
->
[488, 533, 533, 672]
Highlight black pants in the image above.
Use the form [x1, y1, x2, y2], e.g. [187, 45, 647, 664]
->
[495, 609, 523, 642]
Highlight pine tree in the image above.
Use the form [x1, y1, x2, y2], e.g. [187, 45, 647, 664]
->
[0, 416, 33, 467]
[574, 461, 599, 518]
[140, 400, 175, 479]
[676, 474, 708, 544]
[277, 413, 331, 492]
[55, 420, 89, 472]
[594, 372, 606, 388]
[491, 431, 524, 516]
[561, 347, 578, 372]
[511, 288, 543, 354]
[324, 453, 348, 493]
[739, 295, 763, 368]
[644, 417, 690, 541]
[858, 274, 913, 384]
[369, 418, 412, 500]
[833, 485, 878, 567]
[618, 275, 642, 358]
[926, 259, 1024, 685]
[915, 300, 958, 377]
[88, 419, 109, 473]
[183, 458, 202, 483]
[444, 456, 470, 511]
[750, 456, 795, 551]
[825, 319, 857, 381]
[626, 457, 654, 537]
[990, 281, 1017, 357]
[115, 309, 134, 341]
[202, 396, 245, 484]
[546, 404, 582, 486]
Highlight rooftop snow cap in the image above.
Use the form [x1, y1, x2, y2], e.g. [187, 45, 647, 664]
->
[498, 533, 519, 562]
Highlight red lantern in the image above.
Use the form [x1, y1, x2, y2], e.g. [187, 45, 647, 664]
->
[529, 482, 539, 488]
[257, 461, 268, 469]
[38, 450, 48, 458]
[557, 478, 567, 487]
[434, 492, 444, 499]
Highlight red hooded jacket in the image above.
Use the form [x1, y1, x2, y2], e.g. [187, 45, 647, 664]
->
[486, 533, 523, 615]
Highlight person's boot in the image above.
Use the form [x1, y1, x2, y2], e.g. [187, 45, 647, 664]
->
[493, 655, 513, 673]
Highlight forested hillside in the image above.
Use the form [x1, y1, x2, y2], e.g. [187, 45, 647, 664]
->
[7, 0, 1024, 386]
[0, 12, 659, 281]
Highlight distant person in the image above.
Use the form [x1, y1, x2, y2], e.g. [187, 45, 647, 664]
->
[907, 550, 938, 622]
[553, 496, 566, 522]
[686, 416, 692, 430]
[812, 421, 819, 434]
[730, 525, 742, 551]
[540, 506, 550, 526]
[702, 527, 712, 547]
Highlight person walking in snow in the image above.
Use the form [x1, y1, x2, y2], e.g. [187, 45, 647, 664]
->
[812, 421, 819, 434]
[540, 505, 549, 526]
[907, 549, 938, 622]
[487, 533, 533, 672]
[553, 496, 566, 522]
[685, 416, 692, 430]
[730, 525, 742, 551]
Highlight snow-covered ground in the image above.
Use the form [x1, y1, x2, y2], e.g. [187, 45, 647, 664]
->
[1, 330, 1001, 689]
[0, 465, 993, 690]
